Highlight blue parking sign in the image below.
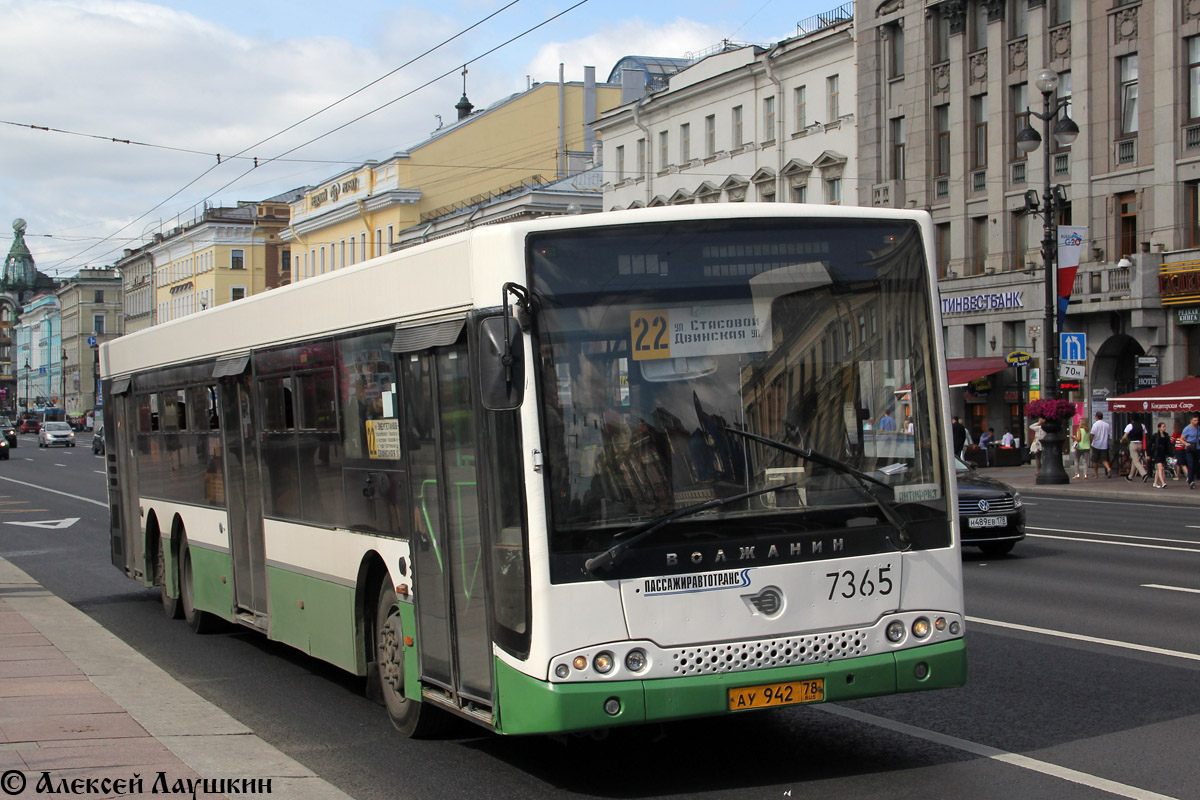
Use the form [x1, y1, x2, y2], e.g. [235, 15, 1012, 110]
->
[1060, 332, 1086, 363]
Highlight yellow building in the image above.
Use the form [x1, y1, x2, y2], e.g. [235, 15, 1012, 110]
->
[284, 70, 621, 280]
[150, 197, 297, 324]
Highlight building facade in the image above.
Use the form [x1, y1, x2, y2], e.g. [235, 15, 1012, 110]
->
[857, 0, 1200, 439]
[116, 245, 155, 334]
[596, 7, 857, 210]
[150, 198, 294, 325]
[57, 268, 122, 416]
[15, 294, 63, 416]
[283, 71, 622, 279]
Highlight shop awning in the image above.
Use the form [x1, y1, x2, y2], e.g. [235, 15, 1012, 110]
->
[895, 356, 1010, 393]
[1106, 378, 1200, 413]
[945, 357, 1010, 389]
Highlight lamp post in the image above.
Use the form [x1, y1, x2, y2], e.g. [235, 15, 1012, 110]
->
[1017, 67, 1079, 484]
[23, 358, 30, 416]
[61, 349, 67, 416]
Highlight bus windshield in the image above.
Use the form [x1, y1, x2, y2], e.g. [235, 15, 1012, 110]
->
[530, 217, 948, 559]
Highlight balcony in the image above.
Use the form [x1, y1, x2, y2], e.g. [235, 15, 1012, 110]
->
[1115, 139, 1136, 166]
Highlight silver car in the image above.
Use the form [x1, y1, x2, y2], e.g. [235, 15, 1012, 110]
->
[38, 421, 76, 448]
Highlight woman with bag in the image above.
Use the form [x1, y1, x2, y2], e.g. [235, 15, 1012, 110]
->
[1029, 418, 1045, 471]
[1072, 421, 1091, 479]
[1149, 422, 1173, 489]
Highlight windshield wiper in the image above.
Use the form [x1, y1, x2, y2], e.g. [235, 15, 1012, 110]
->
[583, 483, 795, 574]
[723, 428, 911, 550]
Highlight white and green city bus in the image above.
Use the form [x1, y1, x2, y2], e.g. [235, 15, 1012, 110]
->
[102, 205, 966, 737]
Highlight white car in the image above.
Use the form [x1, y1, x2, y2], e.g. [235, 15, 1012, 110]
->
[38, 421, 76, 448]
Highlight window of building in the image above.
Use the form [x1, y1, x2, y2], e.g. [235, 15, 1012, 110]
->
[339, 240, 346, 269]
[348, 237, 355, 266]
[1012, 210, 1031, 271]
[386, 225, 394, 247]
[965, 324, 985, 358]
[361, 231, 368, 262]
[93, 314, 105, 334]
[659, 130, 669, 169]
[933, 10, 951, 63]
[970, 215, 988, 275]
[1011, 83, 1029, 161]
[763, 96, 775, 140]
[936, 222, 951, 279]
[732, 106, 744, 147]
[890, 117, 905, 180]
[972, 95, 988, 170]
[615, 145, 625, 181]
[705, 114, 716, 156]
[887, 25, 904, 79]
[970, 2, 989, 52]
[1117, 191, 1137, 258]
[637, 137, 647, 178]
[231, 249, 245, 270]
[1053, 71, 1073, 154]
[680, 123, 691, 161]
[1050, 0, 1071, 25]
[935, 104, 951, 176]
[1187, 181, 1200, 248]
[1188, 37, 1200, 121]
[375, 228, 382, 257]
[94, 290, 104, 303]
[1118, 54, 1139, 136]
[827, 75, 840, 119]
[794, 183, 808, 203]
[795, 85, 807, 129]
[319, 247, 326, 274]
[231, 287, 247, 302]
[1009, 1, 1027, 39]
[825, 176, 842, 204]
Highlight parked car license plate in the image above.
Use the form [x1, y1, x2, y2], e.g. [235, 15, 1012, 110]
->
[968, 515, 1005, 528]
[728, 678, 824, 711]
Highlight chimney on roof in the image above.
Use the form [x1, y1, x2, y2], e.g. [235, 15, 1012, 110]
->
[455, 66, 474, 120]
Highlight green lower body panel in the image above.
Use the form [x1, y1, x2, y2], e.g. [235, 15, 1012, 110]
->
[494, 639, 966, 736]
[266, 566, 360, 673]
[188, 546, 233, 622]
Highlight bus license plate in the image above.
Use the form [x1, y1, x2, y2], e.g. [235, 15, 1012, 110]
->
[728, 679, 824, 711]
[968, 516, 1005, 528]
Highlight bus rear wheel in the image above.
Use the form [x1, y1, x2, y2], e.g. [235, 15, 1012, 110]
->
[180, 537, 217, 634]
[158, 532, 181, 619]
[374, 581, 440, 737]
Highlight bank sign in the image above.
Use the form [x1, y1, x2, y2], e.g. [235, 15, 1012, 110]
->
[941, 291, 1024, 315]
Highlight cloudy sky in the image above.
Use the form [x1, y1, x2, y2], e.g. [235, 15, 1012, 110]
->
[0, 0, 835, 276]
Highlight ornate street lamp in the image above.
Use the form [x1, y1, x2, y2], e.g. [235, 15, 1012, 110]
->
[23, 358, 30, 415]
[1017, 68, 1079, 484]
[61, 349, 67, 416]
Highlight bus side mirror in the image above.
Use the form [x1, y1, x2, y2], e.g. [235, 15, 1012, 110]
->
[478, 316, 524, 411]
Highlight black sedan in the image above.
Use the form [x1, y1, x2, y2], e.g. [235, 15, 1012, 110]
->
[0, 417, 15, 448]
[956, 456, 1025, 555]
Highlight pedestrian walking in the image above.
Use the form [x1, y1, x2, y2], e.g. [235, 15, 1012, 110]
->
[952, 416, 967, 458]
[1072, 421, 1091, 479]
[1174, 426, 1189, 482]
[1149, 422, 1173, 489]
[1121, 416, 1148, 482]
[1183, 415, 1200, 489]
[1090, 412, 1113, 478]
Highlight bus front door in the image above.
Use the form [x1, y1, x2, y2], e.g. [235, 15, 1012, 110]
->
[404, 345, 493, 707]
[220, 374, 268, 623]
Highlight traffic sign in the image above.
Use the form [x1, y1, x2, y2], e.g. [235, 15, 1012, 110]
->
[87, 335, 97, 347]
[1059, 361, 1086, 380]
[1060, 332, 1087, 363]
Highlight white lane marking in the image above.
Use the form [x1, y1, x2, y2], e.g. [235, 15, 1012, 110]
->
[1142, 584, 1200, 595]
[0, 475, 107, 508]
[4, 517, 79, 530]
[968, 617, 1200, 664]
[1028, 534, 1200, 554]
[1029, 527, 1200, 546]
[93, 470, 106, 475]
[816, 705, 1177, 800]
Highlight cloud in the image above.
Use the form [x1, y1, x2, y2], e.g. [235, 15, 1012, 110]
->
[0, 0, 481, 270]
[521, 18, 724, 87]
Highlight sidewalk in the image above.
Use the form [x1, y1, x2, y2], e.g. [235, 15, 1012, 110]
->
[0, 557, 353, 799]
[974, 460, 1200, 505]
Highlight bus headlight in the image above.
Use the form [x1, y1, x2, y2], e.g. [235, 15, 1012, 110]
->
[593, 652, 615, 674]
[886, 620, 906, 643]
[572, 655, 588, 670]
[555, 664, 569, 679]
[912, 617, 931, 639]
[624, 648, 647, 672]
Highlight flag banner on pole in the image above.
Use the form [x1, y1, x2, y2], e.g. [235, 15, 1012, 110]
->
[1057, 226, 1087, 329]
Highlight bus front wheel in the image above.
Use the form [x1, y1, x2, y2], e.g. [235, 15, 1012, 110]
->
[374, 581, 439, 737]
